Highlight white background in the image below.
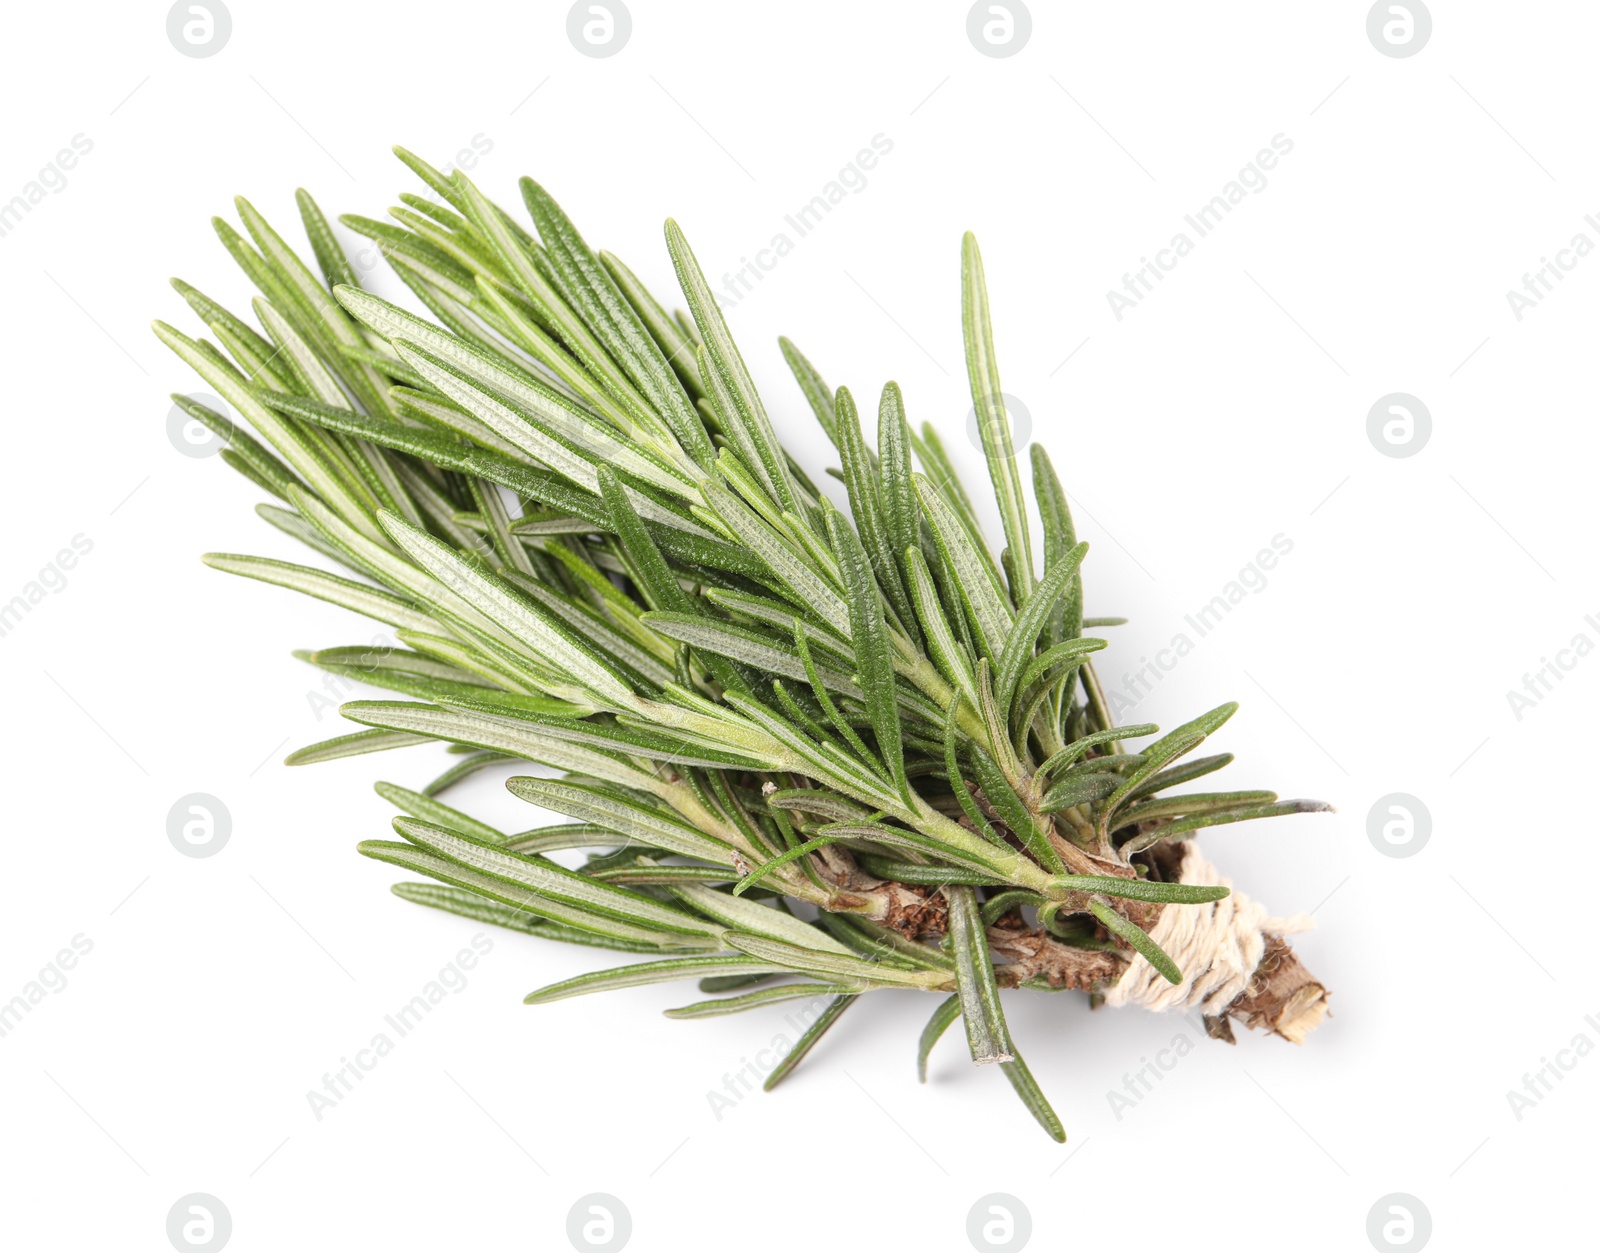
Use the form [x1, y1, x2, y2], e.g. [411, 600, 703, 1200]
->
[1, 2, 1594, 1250]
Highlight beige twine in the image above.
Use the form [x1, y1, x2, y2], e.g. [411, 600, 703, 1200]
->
[1102, 843, 1314, 1015]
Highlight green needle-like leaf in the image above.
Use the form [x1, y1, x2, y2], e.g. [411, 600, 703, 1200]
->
[1031, 444, 1082, 643]
[525, 956, 781, 1004]
[908, 546, 978, 705]
[286, 728, 432, 764]
[1088, 898, 1182, 985]
[1118, 799, 1334, 856]
[375, 781, 506, 845]
[666, 884, 853, 955]
[946, 886, 1015, 1064]
[1040, 771, 1123, 813]
[363, 840, 705, 948]
[917, 474, 1012, 660]
[763, 993, 859, 1091]
[1127, 752, 1235, 799]
[824, 504, 908, 803]
[664, 983, 859, 1019]
[202, 553, 440, 632]
[522, 178, 714, 470]
[960, 233, 1033, 600]
[968, 744, 1065, 876]
[393, 817, 724, 940]
[1097, 733, 1204, 838]
[1000, 1047, 1066, 1142]
[665, 219, 797, 514]
[994, 540, 1088, 712]
[778, 336, 838, 445]
[1013, 638, 1107, 715]
[421, 751, 514, 796]
[598, 464, 750, 694]
[834, 386, 914, 635]
[722, 933, 949, 990]
[504, 777, 734, 864]
[917, 994, 964, 1082]
[1049, 875, 1230, 905]
[376, 509, 637, 708]
[1037, 724, 1158, 779]
[393, 881, 701, 954]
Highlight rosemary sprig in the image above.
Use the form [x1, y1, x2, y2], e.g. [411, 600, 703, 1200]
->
[157, 150, 1331, 1140]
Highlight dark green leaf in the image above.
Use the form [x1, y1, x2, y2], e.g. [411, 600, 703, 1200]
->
[522, 179, 714, 469]
[721, 933, 947, 989]
[375, 781, 506, 845]
[664, 982, 855, 1019]
[824, 504, 907, 803]
[1000, 1046, 1066, 1142]
[762, 994, 859, 1091]
[1049, 874, 1230, 904]
[1127, 752, 1235, 800]
[994, 540, 1089, 712]
[1031, 444, 1081, 642]
[946, 886, 1015, 1064]
[961, 233, 1033, 600]
[917, 994, 963, 1082]
[665, 219, 797, 513]
[1088, 898, 1181, 984]
[285, 728, 431, 765]
[524, 955, 779, 1004]
[1118, 799, 1333, 855]
[1037, 725, 1159, 780]
[968, 743, 1065, 876]
[1040, 772, 1122, 813]
[778, 336, 838, 445]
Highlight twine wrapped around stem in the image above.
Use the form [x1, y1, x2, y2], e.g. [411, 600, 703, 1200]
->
[1105, 844, 1316, 1021]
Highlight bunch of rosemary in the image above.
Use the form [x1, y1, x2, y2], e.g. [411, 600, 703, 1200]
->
[155, 150, 1329, 1140]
